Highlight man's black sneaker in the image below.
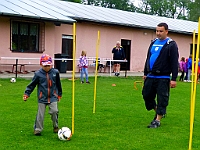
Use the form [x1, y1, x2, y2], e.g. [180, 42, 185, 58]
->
[147, 120, 161, 128]
[86, 81, 91, 84]
[81, 81, 84, 84]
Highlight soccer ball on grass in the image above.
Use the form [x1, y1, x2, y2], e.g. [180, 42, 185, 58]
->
[10, 77, 16, 83]
[58, 127, 72, 141]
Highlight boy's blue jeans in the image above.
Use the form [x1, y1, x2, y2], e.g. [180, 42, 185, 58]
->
[81, 67, 89, 82]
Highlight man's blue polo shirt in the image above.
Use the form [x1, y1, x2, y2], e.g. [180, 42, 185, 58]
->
[147, 38, 170, 79]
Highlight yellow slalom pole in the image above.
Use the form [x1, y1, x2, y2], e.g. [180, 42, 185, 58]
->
[190, 30, 196, 123]
[188, 30, 196, 150]
[72, 22, 76, 134]
[191, 30, 196, 96]
[93, 31, 100, 113]
[189, 17, 200, 150]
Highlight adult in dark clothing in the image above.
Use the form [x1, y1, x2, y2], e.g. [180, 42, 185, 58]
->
[112, 41, 126, 76]
[142, 23, 179, 128]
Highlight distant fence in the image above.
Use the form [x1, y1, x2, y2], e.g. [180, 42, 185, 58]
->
[0, 57, 127, 78]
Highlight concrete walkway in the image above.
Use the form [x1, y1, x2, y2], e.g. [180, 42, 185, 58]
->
[0, 71, 144, 79]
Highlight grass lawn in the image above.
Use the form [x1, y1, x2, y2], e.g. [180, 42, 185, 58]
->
[0, 76, 200, 150]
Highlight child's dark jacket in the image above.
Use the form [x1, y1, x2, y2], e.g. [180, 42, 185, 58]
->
[24, 68, 62, 103]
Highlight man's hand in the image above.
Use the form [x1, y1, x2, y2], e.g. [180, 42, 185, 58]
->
[143, 76, 147, 80]
[23, 95, 29, 101]
[58, 96, 61, 102]
[170, 80, 177, 88]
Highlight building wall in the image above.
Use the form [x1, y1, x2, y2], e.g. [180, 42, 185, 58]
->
[169, 33, 192, 59]
[74, 22, 193, 71]
[0, 16, 193, 73]
[0, 17, 73, 72]
[54, 23, 73, 54]
[75, 22, 152, 71]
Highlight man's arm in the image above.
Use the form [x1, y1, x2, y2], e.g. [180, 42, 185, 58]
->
[112, 47, 115, 53]
[144, 48, 151, 76]
[169, 41, 179, 81]
[144, 59, 148, 76]
[144, 40, 156, 76]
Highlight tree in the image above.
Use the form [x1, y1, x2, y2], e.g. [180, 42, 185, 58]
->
[127, 3, 142, 12]
[61, 0, 81, 3]
[82, 0, 130, 11]
[102, 0, 129, 10]
[138, 0, 190, 19]
[188, 0, 200, 22]
[81, 0, 99, 5]
[61, 0, 198, 22]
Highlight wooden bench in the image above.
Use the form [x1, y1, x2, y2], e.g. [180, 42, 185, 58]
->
[0, 64, 20, 73]
[12, 64, 25, 73]
[0, 63, 39, 73]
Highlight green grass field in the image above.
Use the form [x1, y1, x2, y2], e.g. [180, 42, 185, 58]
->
[0, 76, 200, 150]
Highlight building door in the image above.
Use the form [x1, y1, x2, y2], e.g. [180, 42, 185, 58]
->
[62, 35, 73, 70]
[121, 39, 131, 70]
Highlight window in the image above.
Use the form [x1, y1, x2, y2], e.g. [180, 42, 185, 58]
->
[11, 20, 45, 53]
[62, 35, 73, 70]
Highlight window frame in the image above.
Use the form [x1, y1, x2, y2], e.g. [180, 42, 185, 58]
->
[10, 19, 45, 53]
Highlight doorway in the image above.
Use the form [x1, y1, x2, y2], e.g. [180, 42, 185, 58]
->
[121, 39, 131, 70]
[62, 35, 73, 70]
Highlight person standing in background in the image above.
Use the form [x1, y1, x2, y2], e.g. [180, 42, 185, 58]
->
[179, 57, 186, 81]
[112, 41, 126, 76]
[78, 50, 90, 84]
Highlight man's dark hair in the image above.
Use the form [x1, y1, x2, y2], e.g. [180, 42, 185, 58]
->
[157, 23, 168, 30]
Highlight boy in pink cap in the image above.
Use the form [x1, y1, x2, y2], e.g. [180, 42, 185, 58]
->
[23, 54, 62, 136]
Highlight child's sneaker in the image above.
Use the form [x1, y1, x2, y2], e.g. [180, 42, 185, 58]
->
[81, 81, 84, 84]
[34, 130, 41, 136]
[86, 81, 91, 84]
[53, 127, 59, 133]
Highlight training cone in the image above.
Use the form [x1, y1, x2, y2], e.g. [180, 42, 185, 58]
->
[112, 84, 116, 86]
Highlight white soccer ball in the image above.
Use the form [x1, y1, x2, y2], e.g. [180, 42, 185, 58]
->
[58, 127, 72, 141]
[10, 77, 16, 83]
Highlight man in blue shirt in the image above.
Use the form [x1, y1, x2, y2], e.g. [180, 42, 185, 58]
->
[142, 23, 179, 128]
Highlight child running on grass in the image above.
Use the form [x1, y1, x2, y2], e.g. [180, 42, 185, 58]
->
[23, 54, 62, 136]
